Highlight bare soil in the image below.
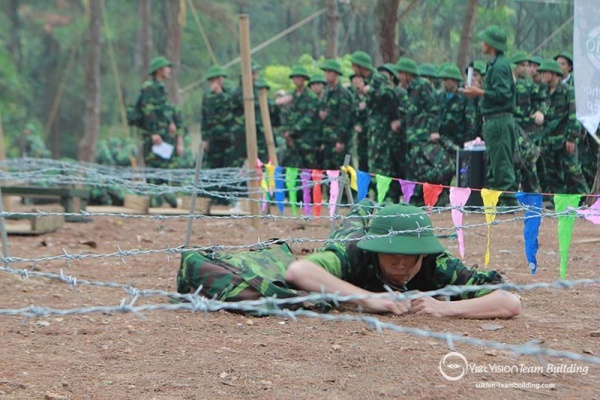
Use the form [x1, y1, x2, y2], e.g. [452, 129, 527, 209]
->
[1, 201, 599, 400]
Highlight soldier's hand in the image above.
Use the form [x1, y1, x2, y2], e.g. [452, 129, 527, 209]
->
[335, 142, 345, 153]
[354, 125, 362, 133]
[565, 140, 576, 154]
[411, 296, 450, 317]
[358, 101, 367, 110]
[532, 111, 544, 125]
[169, 122, 177, 136]
[429, 132, 440, 142]
[275, 94, 293, 106]
[151, 134, 163, 145]
[360, 296, 411, 315]
[391, 120, 401, 132]
[459, 86, 483, 98]
[319, 110, 327, 120]
[176, 143, 184, 156]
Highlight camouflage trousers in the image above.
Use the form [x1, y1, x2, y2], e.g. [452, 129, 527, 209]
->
[514, 125, 542, 193]
[541, 141, 590, 195]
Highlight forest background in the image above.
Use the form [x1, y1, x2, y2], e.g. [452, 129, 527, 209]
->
[0, 0, 576, 161]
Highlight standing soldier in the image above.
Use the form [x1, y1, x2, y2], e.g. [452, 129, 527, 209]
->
[529, 55, 543, 85]
[437, 64, 476, 147]
[350, 51, 401, 201]
[419, 63, 439, 91]
[554, 51, 574, 86]
[462, 26, 518, 207]
[281, 66, 320, 169]
[134, 56, 183, 208]
[319, 59, 353, 170]
[465, 61, 487, 140]
[308, 73, 326, 100]
[397, 57, 449, 204]
[18, 123, 51, 158]
[349, 74, 369, 172]
[538, 59, 589, 195]
[511, 51, 545, 193]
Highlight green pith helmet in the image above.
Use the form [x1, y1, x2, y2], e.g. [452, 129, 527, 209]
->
[395, 57, 419, 75]
[289, 65, 310, 80]
[510, 50, 530, 65]
[377, 63, 399, 80]
[477, 25, 508, 52]
[25, 122, 36, 132]
[148, 56, 172, 75]
[251, 61, 262, 71]
[255, 78, 270, 90]
[320, 58, 343, 75]
[438, 64, 463, 81]
[350, 51, 374, 70]
[530, 55, 543, 66]
[206, 65, 227, 80]
[357, 203, 445, 255]
[553, 51, 573, 65]
[308, 73, 326, 85]
[419, 63, 438, 78]
[537, 59, 563, 76]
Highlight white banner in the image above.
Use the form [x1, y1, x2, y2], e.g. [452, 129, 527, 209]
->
[574, 0, 600, 136]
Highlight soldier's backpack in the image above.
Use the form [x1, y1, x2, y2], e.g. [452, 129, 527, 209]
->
[177, 240, 323, 312]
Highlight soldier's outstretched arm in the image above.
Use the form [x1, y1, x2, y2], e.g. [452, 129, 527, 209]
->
[286, 259, 410, 315]
[411, 289, 521, 319]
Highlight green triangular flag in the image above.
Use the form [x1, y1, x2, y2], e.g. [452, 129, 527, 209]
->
[285, 167, 299, 216]
[375, 174, 392, 204]
[554, 194, 580, 279]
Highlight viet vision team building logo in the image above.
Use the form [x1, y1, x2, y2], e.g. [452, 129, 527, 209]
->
[438, 351, 589, 381]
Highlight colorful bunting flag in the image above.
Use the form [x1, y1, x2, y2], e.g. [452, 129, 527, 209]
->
[357, 171, 371, 201]
[449, 187, 471, 259]
[481, 189, 502, 267]
[376, 174, 392, 204]
[554, 194, 581, 279]
[341, 166, 358, 191]
[312, 170, 323, 217]
[327, 170, 340, 217]
[516, 192, 543, 274]
[423, 183, 443, 209]
[577, 196, 600, 224]
[400, 179, 416, 204]
[285, 167, 299, 216]
[265, 163, 276, 195]
[300, 169, 312, 216]
[274, 166, 285, 214]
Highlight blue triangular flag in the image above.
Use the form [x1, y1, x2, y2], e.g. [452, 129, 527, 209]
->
[357, 170, 371, 201]
[516, 192, 543, 274]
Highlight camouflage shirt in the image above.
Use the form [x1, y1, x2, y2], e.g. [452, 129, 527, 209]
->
[437, 89, 476, 146]
[201, 87, 234, 142]
[321, 81, 354, 144]
[514, 77, 546, 131]
[284, 88, 320, 146]
[19, 134, 51, 158]
[136, 78, 181, 139]
[405, 77, 440, 144]
[305, 201, 503, 300]
[543, 82, 581, 148]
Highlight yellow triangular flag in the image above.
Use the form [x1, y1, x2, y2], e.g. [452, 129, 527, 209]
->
[481, 189, 502, 267]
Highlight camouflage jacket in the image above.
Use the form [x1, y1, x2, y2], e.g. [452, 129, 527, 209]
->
[95, 140, 115, 165]
[201, 87, 234, 142]
[480, 53, 515, 115]
[321, 81, 354, 144]
[284, 88, 320, 146]
[19, 134, 51, 158]
[437, 90, 476, 146]
[136, 78, 182, 140]
[543, 82, 581, 147]
[405, 77, 440, 144]
[305, 200, 504, 300]
[364, 71, 400, 144]
[514, 77, 547, 131]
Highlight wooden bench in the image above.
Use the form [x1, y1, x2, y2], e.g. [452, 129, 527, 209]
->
[0, 186, 90, 222]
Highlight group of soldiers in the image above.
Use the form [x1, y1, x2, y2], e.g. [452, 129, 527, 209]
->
[200, 47, 597, 204]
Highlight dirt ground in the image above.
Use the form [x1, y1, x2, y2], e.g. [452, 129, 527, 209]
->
[1, 200, 599, 400]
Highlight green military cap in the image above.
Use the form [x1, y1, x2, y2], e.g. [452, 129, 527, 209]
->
[206, 65, 227, 80]
[308, 73, 326, 85]
[395, 57, 419, 75]
[320, 58, 343, 75]
[537, 59, 563, 76]
[529, 55, 543, 66]
[148, 56, 172, 75]
[438, 64, 463, 81]
[466, 60, 487, 75]
[477, 25, 508, 52]
[510, 50, 530, 65]
[251, 61, 262, 71]
[350, 51, 374, 70]
[357, 203, 445, 255]
[109, 137, 122, 147]
[553, 51, 573, 65]
[25, 122, 36, 131]
[289, 65, 310, 80]
[255, 78, 270, 90]
[377, 63, 399, 80]
[419, 63, 438, 78]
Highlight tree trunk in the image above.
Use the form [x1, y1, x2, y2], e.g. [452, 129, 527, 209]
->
[374, 0, 399, 64]
[78, 0, 102, 162]
[166, 0, 182, 105]
[456, 0, 479, 76]
[7, 0, 22, 67]
[136, 0, 153, 82]
[325, 0, 338, 58]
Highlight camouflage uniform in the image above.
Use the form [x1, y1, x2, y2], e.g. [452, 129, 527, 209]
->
[513, 77, 546, 193]
[542, 82, 589, 194]
[282, 88, 320, 169]
[304, 200, 504, 298]
[230, 82, 266, 165]
[349, 85, 369, 172]
[201, 86, 234, 169]
[437, 90, 476, 147]
[19, 133, 51, 158]
[320, 82, 353, 170]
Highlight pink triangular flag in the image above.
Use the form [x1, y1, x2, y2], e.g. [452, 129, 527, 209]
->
[449, 187, 471, 259]
[327, 170, 340, 218]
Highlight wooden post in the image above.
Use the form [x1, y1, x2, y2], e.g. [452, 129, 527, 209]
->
[185, 141, 205, 248]
[258, 88, 278, 166]
[239, 15, 260, 228]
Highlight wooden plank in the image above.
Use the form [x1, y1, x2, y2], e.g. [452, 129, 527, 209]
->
[181, 196, 210, 212]
[86, 205, 145, 214]
[124, 195, 150, 213]
[4, 213, 64, 235]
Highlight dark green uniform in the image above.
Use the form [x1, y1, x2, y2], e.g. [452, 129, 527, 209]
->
[201, 87, 234, 169]
[320, 81, 353, 170]
[349, 87, 369, 172]
[282, 88, 320, 169]
[480, 53, 518, 205]
[230, 82, 266, 165]
[542, 83, 589, 195]
[437, 89, 476, 147]
[19, 133, 51, 158]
